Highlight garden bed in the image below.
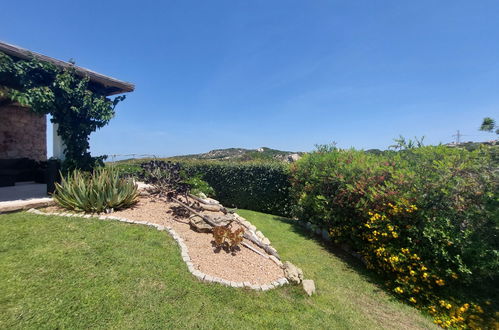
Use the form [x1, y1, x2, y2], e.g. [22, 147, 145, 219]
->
[42, 196, 285, 286]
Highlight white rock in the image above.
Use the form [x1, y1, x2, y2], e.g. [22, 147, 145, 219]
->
[277, 277, 289, 286]
[216, 279, 229, 286]
[302, 279, 316, 296]
[260, 284, 271, 291]
[249, 284, 261, 291]
[192, 270, 205, 280]
[203, 275, 214, 282]
[205, 198, 220, 205]
[283, 261, 304, 284]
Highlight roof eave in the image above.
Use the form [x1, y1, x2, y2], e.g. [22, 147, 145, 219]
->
[0, 41, 135, 96]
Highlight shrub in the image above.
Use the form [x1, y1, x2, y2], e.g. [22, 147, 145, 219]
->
[291, 146, 498, 328]
[108, 159, 293, 216]
[182, 161, 293, 216]
[109, 162, 142, 178]
[54, 167, 139, 213]
[185, 176, 215, 197]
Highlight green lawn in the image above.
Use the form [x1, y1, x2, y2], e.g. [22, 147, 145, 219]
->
[0, 210, 435, 329]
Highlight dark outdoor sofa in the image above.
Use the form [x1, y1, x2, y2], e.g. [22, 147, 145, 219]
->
[0, 158, 47, 187]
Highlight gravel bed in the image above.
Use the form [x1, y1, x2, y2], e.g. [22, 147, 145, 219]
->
[110, 197, 285, 285]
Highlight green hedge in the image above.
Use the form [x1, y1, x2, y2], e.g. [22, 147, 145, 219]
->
[182, 161, 293, 217]
[108, 160, 294, 217]
[290, 146, 498, 328]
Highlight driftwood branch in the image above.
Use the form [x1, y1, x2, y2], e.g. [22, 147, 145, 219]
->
[171, 196, 280, 260]
[188, 194, 227, 213]
[241, 242, 269, 258]
[171, 197, 219, 227]
[243, 232, 280, 259]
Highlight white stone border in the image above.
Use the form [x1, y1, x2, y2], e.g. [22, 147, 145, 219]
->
[26, 208, 288, 291]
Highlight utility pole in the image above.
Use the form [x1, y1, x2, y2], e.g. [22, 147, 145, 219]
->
[452, 130, 467, 145]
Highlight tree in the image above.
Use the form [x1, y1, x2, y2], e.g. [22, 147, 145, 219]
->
[479, 117, 498, 135]
[0, 52, 125, 170]
[389, 135, 425, 150]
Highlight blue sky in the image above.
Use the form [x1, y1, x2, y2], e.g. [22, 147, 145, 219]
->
[1, 1, 498, 157]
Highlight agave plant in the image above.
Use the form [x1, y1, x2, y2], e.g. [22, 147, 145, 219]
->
[53, 167, 139, 213]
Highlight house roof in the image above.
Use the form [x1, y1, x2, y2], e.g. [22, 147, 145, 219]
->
[0, 41, 134, 96]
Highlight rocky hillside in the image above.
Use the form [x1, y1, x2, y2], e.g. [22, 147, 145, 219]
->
[173, 147, 304, 162]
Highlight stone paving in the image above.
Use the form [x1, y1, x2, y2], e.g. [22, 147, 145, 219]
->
[0, 182, 53, 213]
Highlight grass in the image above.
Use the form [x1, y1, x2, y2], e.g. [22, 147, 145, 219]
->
[0, 210, 435, 329]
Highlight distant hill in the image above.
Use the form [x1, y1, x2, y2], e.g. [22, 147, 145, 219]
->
[172, 147, 304, 162]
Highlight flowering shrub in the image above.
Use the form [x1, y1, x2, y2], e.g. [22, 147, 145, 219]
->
[291, 146, 498, 328]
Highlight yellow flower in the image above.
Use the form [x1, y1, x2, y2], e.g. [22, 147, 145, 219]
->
[392, 232, 398, 238]
[409, 270, 416, 276]
[435, 279, 445, 286]
[409, 297, 416, 303]
[422, 272, 429, 279]
[394, 287, 404, 294]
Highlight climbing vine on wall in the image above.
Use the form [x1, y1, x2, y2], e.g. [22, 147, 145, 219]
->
[0, 51, 125, 170]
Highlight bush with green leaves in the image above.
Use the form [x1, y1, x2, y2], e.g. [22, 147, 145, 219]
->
[108, 162, 142, 178]
[54, 167, 139, 213]
[181, 161, 293, 216]
[290, 145, 498, 328]
[185, 176, 215, 197]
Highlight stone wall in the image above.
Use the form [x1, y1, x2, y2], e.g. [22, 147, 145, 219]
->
[0, 104, 47, 161]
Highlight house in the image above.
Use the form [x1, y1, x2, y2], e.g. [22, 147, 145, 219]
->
[0, 41, 134, 188]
